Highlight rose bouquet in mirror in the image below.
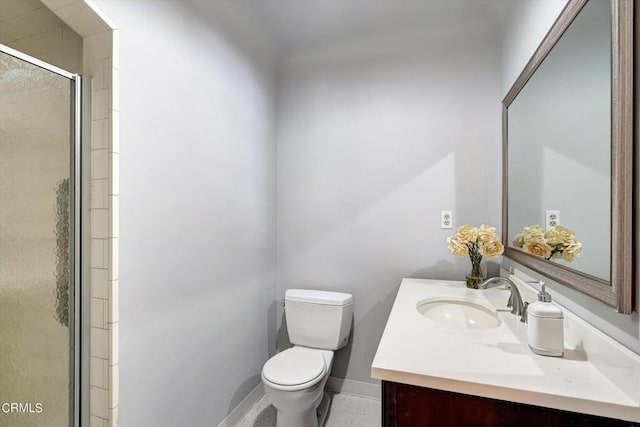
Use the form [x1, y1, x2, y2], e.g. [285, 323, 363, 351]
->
[513, 225, 581, 262]
[447, 225, 504, 289]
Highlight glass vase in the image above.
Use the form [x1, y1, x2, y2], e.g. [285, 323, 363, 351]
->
[465, 254, 487, 289]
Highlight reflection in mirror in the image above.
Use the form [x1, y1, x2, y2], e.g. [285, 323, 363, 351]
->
[507, 0, 611, 281]
[502, 0, 634, 313]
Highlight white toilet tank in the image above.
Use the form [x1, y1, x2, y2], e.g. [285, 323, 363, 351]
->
[285, 289, 353, 350]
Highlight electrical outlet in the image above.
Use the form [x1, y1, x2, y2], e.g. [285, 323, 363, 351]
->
[441, 211, 453, 229]
[545, 210, 560, 229]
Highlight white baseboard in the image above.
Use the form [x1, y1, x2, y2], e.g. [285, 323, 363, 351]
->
[326, 376, 381, 400]
[217, 383, 265, 427]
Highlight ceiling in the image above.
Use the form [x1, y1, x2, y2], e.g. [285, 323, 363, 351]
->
[230, 0, 515, 55]
[1, 0, 516, 56]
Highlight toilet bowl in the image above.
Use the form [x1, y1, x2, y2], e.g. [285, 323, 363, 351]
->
[261, 289, 353, 427]
[262, 347, 333, 427]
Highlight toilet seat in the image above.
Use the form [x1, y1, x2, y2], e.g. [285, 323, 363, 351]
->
[262, 348, 326, 391]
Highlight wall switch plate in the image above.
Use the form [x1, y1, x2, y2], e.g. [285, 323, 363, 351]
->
[441, 211, 453, 229]
[545, 210, 560, 229]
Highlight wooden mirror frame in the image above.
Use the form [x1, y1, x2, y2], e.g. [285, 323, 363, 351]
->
[502, 0, 634, 313]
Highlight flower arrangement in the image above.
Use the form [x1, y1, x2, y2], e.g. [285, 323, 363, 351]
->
[447, 224, 504, 288]
[513, 225, 581, 261]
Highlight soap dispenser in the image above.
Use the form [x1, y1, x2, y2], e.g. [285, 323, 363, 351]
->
[527, 280, 564, 357]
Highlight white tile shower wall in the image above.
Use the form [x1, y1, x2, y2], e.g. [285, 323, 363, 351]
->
[84, 27, 118, 427]
[0, 0, 83, 74]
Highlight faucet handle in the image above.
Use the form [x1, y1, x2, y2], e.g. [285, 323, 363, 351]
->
[526, 279, 546, 290]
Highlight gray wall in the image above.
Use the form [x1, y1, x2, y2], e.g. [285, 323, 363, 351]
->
[276, 22, 502, 384]
[500, 0, 640, 354]
[91, 1, 277, 425]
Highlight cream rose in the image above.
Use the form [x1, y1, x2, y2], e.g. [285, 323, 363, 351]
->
[480, 239, 504, 258]
[544, 225, 575, 246]
[523, 241, 552, 259]
[477, 224, 497, 243]
[563, 242, 582, 261]
[447, 236, 468, 257]
[455, 225, 478, 243]
[522, 225, 545, 243]
[512, 232, 525, 248]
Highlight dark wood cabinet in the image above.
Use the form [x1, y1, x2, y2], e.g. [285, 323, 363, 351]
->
[382, 381, 638, 427]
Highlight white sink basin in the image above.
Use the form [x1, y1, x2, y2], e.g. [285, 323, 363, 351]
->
[416, 297, 500, 329]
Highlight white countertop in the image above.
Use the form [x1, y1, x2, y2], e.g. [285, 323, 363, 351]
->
[371, 277, 640, 422]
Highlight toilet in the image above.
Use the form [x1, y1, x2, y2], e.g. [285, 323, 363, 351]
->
[261, 289, 353, 427]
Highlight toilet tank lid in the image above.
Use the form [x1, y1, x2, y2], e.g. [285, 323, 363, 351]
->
[285, 289, 353, 306]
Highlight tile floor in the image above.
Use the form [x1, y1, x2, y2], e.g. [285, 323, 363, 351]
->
[236, 392, 381, 427]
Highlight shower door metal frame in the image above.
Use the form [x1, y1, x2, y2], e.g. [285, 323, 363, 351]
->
[0, 43, 90, 427]
[0, 44, 75, 78]
[79, 73, 92, 427]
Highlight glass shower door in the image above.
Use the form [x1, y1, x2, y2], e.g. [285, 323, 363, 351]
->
[0, 47, 77, 427]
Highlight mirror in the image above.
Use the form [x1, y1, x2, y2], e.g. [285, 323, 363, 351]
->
[502, 0, 634, 313]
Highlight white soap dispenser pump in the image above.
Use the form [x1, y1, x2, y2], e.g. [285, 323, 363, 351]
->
[527, 280, 564, 357]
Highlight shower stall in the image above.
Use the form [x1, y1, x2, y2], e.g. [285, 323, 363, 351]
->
[0, 44, 89, 427]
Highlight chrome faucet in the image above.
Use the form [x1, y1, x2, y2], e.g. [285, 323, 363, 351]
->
[478, 277, 527, 322]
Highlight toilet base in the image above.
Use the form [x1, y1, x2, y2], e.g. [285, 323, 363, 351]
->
[262, 347, 336, 427]
[316, 392, 330, 427]
[274, 392, 331, 427]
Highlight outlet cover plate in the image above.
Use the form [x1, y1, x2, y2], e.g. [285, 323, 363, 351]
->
[545, 210, 560, 229]
[441, 211, 453, 229]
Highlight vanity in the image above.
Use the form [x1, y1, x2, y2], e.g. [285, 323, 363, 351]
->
[371, 277, 640, 426]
